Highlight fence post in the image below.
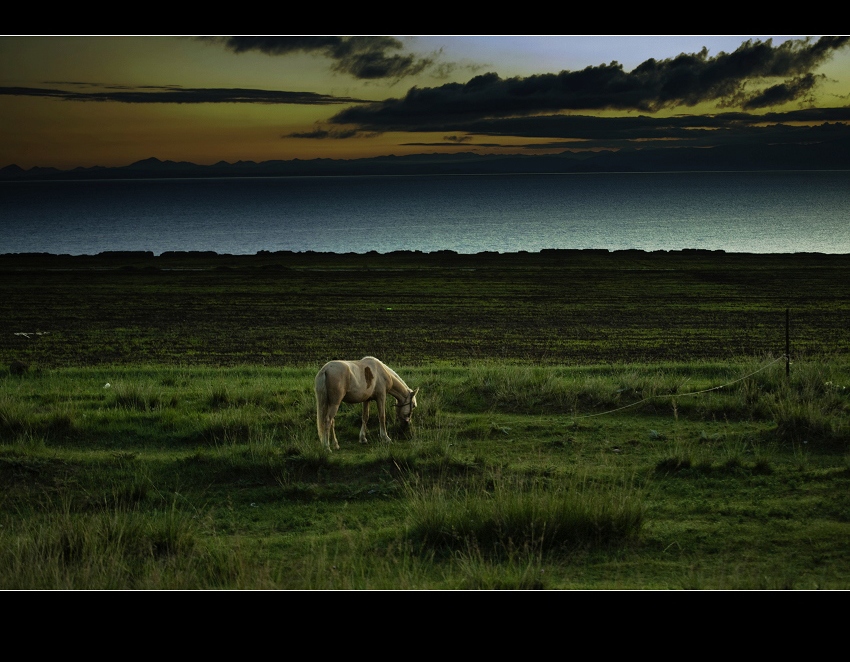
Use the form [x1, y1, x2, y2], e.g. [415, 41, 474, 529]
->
[785, 308, 790, 378]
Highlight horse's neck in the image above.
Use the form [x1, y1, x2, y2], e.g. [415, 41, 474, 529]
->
[383, 366, 409, 400]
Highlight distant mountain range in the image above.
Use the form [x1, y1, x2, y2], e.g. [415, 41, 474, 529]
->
[4, 138, 850, 181]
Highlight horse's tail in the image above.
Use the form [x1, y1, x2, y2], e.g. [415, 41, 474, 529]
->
[315, 368, 328, 441]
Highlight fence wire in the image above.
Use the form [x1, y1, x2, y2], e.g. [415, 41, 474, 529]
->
[572, 354, 789, 420]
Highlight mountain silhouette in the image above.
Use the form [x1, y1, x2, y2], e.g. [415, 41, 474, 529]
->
[3, 139, 850, 181]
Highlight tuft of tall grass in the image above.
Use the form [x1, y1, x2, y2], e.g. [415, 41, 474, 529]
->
[756, 360, 850, 447]
[403, 472, 645, 557]
[109, 381, 171, 411]
[451, 544, 548, 589]
[0, 497, 202, 589]
[770, 399, 845, 446]
[295, 536, 440, 590]
[0, 394, 78, 444]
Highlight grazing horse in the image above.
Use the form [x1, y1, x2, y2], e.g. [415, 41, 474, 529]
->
[315, 356, 418, 451]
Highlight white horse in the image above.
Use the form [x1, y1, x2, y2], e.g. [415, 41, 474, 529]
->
[315, 356, 418, 451]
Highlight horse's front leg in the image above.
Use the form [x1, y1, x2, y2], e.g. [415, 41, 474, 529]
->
[377, 397, 392, 443]
[359, 401, 370, 444]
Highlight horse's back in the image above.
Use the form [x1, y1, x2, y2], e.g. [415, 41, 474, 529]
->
[317, 359, 360, 381]
[318, 358, 381, 379]
[358, 356, 385, 374]
[316, 359, 377, 403]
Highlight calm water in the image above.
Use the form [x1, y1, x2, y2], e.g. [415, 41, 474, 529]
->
[1, 171, 849, 255]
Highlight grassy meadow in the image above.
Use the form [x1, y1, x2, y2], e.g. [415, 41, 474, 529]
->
[1, 250, 849, 589]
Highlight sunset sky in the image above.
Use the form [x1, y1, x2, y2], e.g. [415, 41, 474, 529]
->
[2, 35, 849, 170]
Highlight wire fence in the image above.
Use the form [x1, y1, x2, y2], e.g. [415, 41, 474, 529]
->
[572, 354, 789, 420]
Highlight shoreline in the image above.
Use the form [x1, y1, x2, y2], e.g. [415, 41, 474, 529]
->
[3, 247, 850, 271]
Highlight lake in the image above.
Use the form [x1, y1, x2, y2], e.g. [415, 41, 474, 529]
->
[2, 170, 849, 255]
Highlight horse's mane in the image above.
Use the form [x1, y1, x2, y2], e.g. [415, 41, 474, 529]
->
[366, 357, 409, 393]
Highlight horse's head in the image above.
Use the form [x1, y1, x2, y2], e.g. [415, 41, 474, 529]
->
[396, 387, 419, 428]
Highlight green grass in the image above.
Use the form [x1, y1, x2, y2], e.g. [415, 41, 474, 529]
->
[2, 250, 848, 588]
[2, 358, 848, 589]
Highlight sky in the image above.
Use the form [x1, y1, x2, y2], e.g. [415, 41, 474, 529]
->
[1, 35, 849, 170]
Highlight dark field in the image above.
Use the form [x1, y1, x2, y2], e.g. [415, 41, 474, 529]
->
[2, 249, 849, 368]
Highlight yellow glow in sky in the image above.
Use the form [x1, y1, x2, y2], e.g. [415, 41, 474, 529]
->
[1, 35, 849, 170]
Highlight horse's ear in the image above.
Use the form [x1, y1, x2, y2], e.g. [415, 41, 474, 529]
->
[412, 388, 420, 397]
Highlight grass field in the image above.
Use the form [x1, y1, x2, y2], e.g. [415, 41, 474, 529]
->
[1, 250, 848, 589]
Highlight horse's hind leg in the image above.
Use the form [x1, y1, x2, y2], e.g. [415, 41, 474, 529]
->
[329, 417, 339, 450]
[316, 402, 329, 450]
[359, 401, 370, 444]
[316, 375, 334, 451]
[317, 401, 340, 451]
[327, 403, 341, 450]
[318, 417, 333, 452]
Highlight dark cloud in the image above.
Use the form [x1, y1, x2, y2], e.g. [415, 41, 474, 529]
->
[516, 121, 850, 151]
[388, 117, 850, 152]
[203, 36, 435, 80]
[417, 107, 850, 150]
[436, 108, 850, 137]
[293, 103, 850, 152]
[400, 141, 503, 148]
[738, 73, 821, 109]
[286, 127, 364, 139]
[327, 37, 850, 132]
[0, 84, 366, 105]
